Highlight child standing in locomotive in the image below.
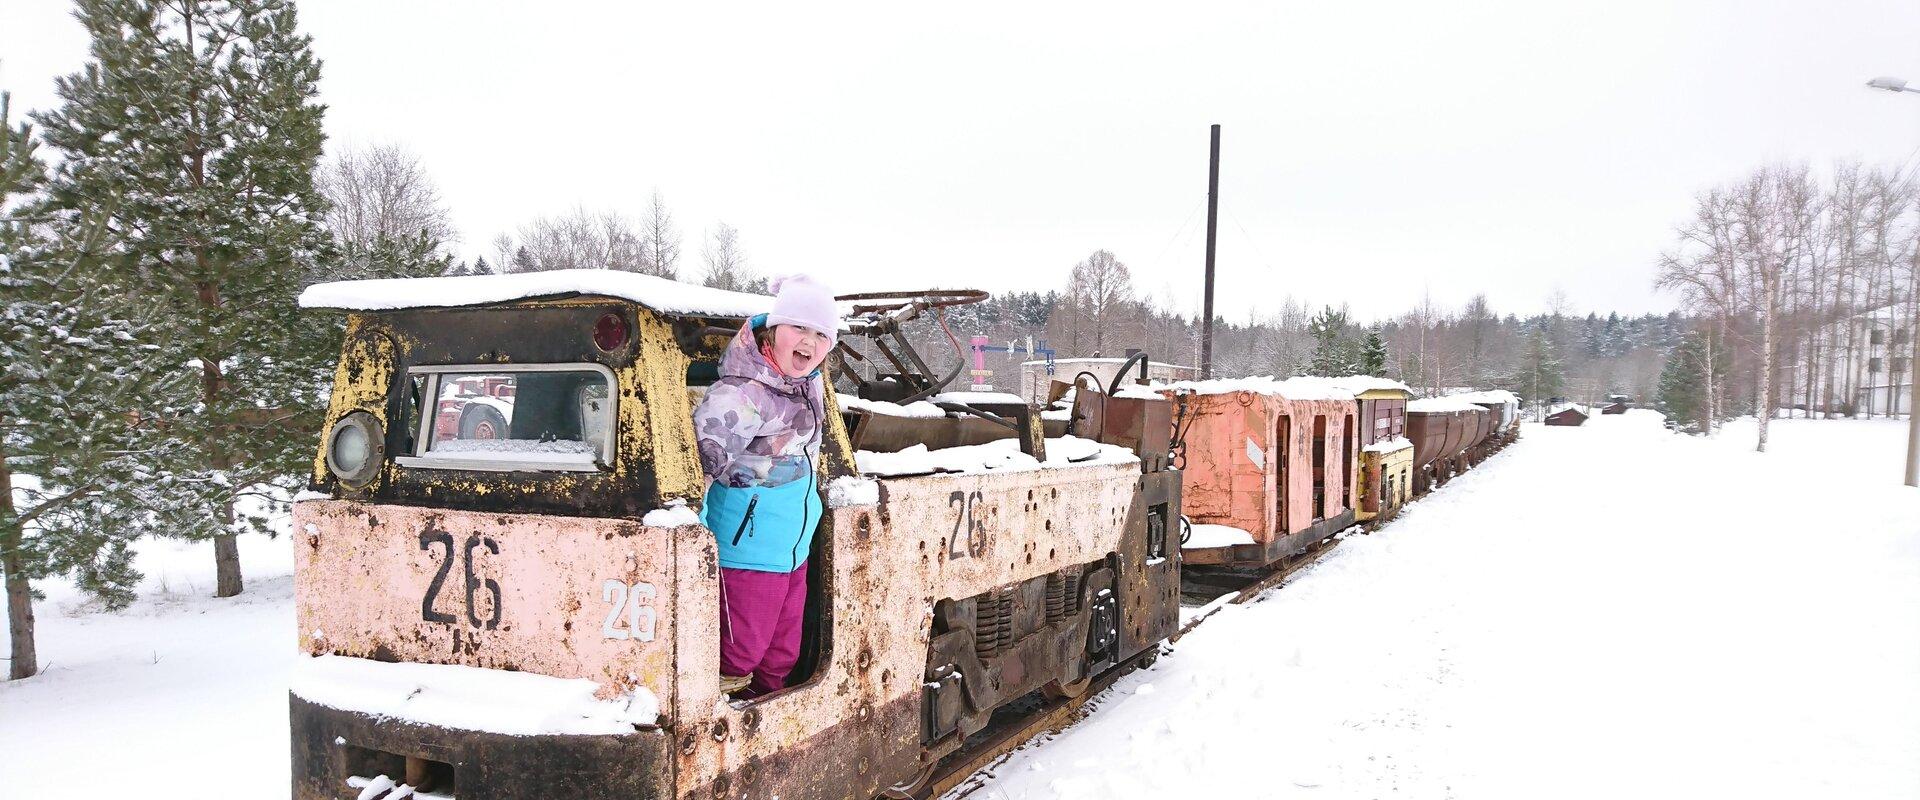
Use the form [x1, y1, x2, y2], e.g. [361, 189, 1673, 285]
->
[694, 274, 837, 698]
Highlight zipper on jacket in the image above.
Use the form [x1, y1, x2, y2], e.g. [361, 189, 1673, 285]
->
[792, 400, 820, 572]
[730, 495, 759, 547]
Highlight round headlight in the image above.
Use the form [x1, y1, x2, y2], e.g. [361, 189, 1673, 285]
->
[326, 412, 383, 488]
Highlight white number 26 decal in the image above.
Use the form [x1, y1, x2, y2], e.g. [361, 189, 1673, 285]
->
[601, 580, 657, 642]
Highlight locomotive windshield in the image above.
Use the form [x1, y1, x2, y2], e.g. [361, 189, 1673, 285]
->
[396, 363, 616, 472]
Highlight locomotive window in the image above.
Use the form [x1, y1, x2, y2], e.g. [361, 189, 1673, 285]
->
[395, 364, 617, 472]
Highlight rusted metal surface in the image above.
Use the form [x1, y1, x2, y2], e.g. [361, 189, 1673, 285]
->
[291, 696, 673, 800]
[1070, 393, 1172, 471]
[847, 404, 1047, 462]
[672, 463, 1149, 800]
[292, 458, 1156, 800]
[293, 500, 687, 702]
[295, 289, 1183, 800]
[1353, 394, 1408, 448]
[1164, 389, 1356, 567]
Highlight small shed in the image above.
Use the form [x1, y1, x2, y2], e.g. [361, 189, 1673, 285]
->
[1545, 404, 1589, 426]
[1601, 401, 1629, 415]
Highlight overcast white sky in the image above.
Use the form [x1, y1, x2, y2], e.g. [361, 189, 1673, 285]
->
[4, 1, 1919, 322]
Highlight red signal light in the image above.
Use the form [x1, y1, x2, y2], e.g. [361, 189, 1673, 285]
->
[593, 312, 629, 353]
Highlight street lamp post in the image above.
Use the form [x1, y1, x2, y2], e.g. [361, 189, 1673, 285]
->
[1867, 76, 1920, 486]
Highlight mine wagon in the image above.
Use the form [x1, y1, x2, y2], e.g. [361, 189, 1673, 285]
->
[1157, 378, 1357, 568]
[289, 271, 1181, 800]
[1405, 397, 1490, 495]
[1452, 389, 1520, 458]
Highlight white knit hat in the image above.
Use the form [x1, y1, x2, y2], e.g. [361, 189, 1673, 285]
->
[764, 274, 838, 344]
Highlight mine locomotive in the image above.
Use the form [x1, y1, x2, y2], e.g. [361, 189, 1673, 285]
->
[289, 272, 1181, 800]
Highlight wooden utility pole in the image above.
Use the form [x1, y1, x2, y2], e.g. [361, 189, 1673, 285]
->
[1200, 124, 1220, 380]
[1907, 246, 1919, 485]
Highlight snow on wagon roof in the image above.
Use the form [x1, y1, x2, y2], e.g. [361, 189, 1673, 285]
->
[1407, 396, 1488, 413]
[1447, 389, 1520, 406]
[1159, 376, 1357, 401]
[298, 269, 774, 318]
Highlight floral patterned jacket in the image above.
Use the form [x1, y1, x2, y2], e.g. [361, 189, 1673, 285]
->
[694, 315, 825, 490]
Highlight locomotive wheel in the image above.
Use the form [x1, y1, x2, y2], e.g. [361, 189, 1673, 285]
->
[880, 761, 940, 800]
[460, 405, 507, 440]
[1042, 675, 1091, 700]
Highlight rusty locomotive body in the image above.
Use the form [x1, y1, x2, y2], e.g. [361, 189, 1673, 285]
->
[289, 274, 1180, 800]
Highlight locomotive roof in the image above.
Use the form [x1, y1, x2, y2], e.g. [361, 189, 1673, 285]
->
[298, 269, 773, 318]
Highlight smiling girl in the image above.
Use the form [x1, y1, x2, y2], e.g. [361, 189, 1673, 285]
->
[693, 274, 837, 697]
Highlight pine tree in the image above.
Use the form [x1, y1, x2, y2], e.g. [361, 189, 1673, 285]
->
[510, 246, 537, 273]
[3, 90, 190, 678]
[470, 255, 492, 275]
[1502, 322, 1565, 417]
[1306, 306, 1360, 376]
[1360, 329, 1388, 375]
[35, 0, 333, 598]
[333, 229, 452, 281]
[1656, 330, 1730, 434]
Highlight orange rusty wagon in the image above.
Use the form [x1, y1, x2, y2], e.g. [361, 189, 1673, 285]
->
[1159, 378, 1359, 568]
[289, 274, 1182, 800]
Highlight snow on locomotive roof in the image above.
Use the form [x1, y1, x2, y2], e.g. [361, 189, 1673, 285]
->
[298, 269, 774, 317]
[1407, 396, 1488, 413]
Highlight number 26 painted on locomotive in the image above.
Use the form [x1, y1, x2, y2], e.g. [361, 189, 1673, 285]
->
[601, 580, 657, 642]
[418, 529, 502, 630]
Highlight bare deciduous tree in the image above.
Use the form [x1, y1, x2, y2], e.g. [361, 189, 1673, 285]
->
[317, 143, 454, 255]
[510, 206, 649, 273]
[640, 189, 681, 279]
[1066, 250, 1135, 356]
[701, 222, 762, 291]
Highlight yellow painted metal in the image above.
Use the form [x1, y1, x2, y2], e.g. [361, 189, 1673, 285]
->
[311, 316, 397, 488]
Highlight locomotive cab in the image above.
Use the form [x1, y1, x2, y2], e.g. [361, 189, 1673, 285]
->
[289, 272, 1182, 800]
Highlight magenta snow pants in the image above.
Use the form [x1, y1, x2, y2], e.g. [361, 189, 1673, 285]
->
[719, 561, 809, 697]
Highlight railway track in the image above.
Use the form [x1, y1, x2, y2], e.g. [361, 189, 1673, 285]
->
[914, 532, 1349, 800]
[918, 439, 1523, 799]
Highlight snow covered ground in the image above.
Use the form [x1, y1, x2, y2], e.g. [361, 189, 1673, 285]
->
[4, 412, 1917, 798]
[966, 412, 1920, 799]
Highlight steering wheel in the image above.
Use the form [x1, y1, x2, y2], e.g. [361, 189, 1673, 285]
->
[837, 289, 988, 315]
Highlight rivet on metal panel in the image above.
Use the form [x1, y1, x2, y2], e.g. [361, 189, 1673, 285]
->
[856, 515, 872, 539]
[680, 733, 699, 756]
[711, 718, 729, 741]
[711, 775, 730, 798]
[742, 708, 762, 737]
[858, 702, 873, 721]
[857, 648, 874, 671]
